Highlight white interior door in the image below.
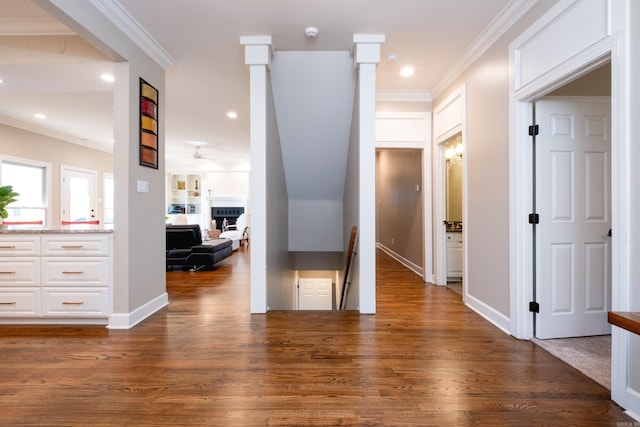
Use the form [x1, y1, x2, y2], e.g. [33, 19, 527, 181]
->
[298, 278, 332, 310]
[61, 167, 98, 222]
[535, 97, 611, 339]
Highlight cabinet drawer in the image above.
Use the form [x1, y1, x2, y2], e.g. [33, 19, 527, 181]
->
[0, 237, 40, 256]
[41, 236, 109, 257]
[42, 288, 109, 317]
[446, 232, 463, 243]
[0, 288, 41, 316]
[42, 259, 110, 286]
[0, 258, 40, 285]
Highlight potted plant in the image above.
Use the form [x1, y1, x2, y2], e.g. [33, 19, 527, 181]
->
[0, 185, 19, 225]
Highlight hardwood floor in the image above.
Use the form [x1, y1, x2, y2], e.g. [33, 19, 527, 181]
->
[0, 247, 633, 426]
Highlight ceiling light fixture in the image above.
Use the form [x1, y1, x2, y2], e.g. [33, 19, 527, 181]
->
[400, 66, 415, 77]
[186, 140, 208, 147]
[305, 26, 319, 38]
[227, 111, 238, 119]
[34, 113, 46, 119]
[100, 73, 115, 82]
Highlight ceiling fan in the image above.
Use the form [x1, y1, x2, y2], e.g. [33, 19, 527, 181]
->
[184, 140, 213, 161]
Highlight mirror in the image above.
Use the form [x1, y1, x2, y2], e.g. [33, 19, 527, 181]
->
[445, 136, 462, 229]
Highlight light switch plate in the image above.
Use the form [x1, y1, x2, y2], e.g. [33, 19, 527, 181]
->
[137, 180, 149, 193]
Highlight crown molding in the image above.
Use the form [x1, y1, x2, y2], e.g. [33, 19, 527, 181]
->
[376, 90, 432, 103]
[0, 18, 74, 35]
[431, 0, 538, 99]
[88, 0, 176, 69]
[0, 115, 113, 153]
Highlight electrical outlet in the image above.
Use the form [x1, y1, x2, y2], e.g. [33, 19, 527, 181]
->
[391, 238, 394, 244]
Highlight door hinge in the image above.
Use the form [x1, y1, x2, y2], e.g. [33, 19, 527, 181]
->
[528, 213, 539, 224]
[528, 124, 539, 136]
[529, 301, 540, 313]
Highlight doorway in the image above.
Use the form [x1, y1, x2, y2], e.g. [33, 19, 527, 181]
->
[443, 134, 463, 297]
[533, 95, 612, 339]
[375, 148, 425, 277]
[61, 165, 98, 223]
[529, 65, 613, 388]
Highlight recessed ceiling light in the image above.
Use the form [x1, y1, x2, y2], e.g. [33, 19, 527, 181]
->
[400, 66, 415, 78]
[0, 78, 3, 84]
[227, 111, 238, 119]
[100, 73, 115, 82]
[34, 113, 46, 119]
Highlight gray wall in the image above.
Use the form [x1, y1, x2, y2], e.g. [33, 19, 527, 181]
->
[42, 0, 168, 323]
[341, 80, 360, 310]
[0, 124, 113, 225]
[433, 0, 560, 317]
[265, 74, 295, 310]
[376, 148, 423, 268]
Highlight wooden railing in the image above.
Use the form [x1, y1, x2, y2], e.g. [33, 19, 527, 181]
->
[608, 312, 640, 336]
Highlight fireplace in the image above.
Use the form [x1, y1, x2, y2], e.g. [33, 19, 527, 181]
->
[211, 207, 244, 231]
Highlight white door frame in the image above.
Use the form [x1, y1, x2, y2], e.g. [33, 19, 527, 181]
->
[60, 165, 99, 222]
[375, 111, 433, 283]
[508, 0, 634, 414]
[432, 85, 467, 288]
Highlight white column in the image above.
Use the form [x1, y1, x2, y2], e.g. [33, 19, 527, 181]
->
[354, 34, 384, 314]
[240, 36, 271, 313]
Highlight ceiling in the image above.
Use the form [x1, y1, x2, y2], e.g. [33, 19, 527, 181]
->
[0, 0, 521, 171]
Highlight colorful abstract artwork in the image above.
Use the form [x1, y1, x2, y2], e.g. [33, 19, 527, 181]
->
[140, 78, 159, 169]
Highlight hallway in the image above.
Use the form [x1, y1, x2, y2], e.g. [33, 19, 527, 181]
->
[0, 247, 632, 425]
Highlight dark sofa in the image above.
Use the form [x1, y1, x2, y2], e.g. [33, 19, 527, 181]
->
[166, 224, 233, 270]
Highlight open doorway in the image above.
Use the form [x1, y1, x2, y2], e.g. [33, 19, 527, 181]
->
[530, 63, 612, 388]
[375, 148, 424, 278]
[442, 134, 463, 297]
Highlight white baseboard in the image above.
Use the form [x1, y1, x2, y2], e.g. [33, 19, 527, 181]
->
[108, 292, 169, 329]
[465, 292, 511, 335]
[376, 243, 424, 278]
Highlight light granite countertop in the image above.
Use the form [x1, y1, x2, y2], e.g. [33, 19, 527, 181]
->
[0, 224, 113, 234]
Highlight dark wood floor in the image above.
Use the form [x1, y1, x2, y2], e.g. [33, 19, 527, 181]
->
[0, 247, 633, 426]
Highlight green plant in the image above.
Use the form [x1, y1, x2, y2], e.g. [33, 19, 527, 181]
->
[0, 185, 19, 219]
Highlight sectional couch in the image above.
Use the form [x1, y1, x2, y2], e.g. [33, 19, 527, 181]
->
[166, 224, 233, 271]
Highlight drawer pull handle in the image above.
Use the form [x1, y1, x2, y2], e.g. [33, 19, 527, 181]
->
[0, 301, 17, 305]
[62, 271, 84, 274]
[0, 271, 16, 274]
[61, 245, 84, 249]
[62, 301, 84, 305]
[0, 245, 16, 249]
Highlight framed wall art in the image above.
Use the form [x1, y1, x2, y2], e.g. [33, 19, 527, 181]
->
[140, 78, 159, 169]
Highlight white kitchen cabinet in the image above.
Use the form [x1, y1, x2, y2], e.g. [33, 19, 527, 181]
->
[0, 233, 112, 325]
[446, 232, 463, 280]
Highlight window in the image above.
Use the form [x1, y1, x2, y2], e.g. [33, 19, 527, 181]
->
[0, 158, 50, 224]
[103, 173, 114, 225]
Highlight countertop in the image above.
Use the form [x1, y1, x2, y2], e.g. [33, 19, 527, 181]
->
[0, 224, 113, 234]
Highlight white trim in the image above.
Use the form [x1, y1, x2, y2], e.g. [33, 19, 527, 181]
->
[88, 0, 176, 69]
[465, 293, 511, 335]
[375, 111, 432, 282]
[107, 292, 169, 329]
[432, 0, 539, 99]
[377, 243, 423, 277]
[60, 164, 99, 223]
[432, 84, 467, 288]
[508, 0, 636, 414]
[0, 154, 53, 227]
